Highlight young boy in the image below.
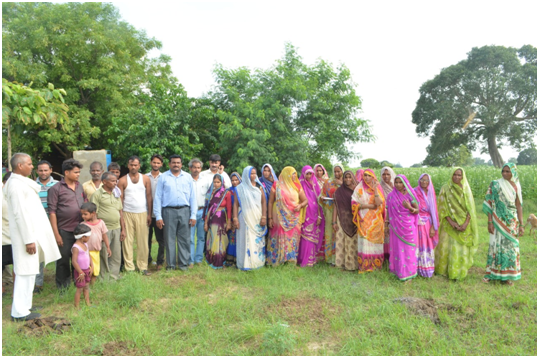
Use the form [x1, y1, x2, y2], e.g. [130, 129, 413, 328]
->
[80, 202, 111, 284]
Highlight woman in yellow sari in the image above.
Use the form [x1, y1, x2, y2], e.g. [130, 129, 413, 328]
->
[267, 167, 308, 266]
[352, 169, 385, 273]
[434, 167, 478, 280]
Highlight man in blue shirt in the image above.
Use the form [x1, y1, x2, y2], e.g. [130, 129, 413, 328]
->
[154, 155, 197, 271]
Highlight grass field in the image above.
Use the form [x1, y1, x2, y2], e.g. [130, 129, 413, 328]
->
[2, 199, 537, 355]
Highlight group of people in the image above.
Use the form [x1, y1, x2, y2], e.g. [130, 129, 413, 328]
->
[2, 150, 526, 321]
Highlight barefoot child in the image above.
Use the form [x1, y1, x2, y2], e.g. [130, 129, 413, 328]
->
[80, 202, 111, 284]
[72, 224, 94, 308]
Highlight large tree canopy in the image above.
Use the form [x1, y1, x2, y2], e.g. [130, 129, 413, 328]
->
[207, 44, 373, 173]
[2, 2, 167, 158]
[412, 45, 537, 168]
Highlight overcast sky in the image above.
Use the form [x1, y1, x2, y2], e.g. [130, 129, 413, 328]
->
[112, 0, 537, 167]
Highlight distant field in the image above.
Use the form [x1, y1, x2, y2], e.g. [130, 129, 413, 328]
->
[2, 198, 536, 355]
[350, 166, 538, 200]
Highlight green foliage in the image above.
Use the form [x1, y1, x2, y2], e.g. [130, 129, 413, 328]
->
[517, 147, 537, 165]
[361, 158, 380, 168]
[412, 45, 537, 167]
[2, 2, 166, 156]
[1, 79, 98, 163]
[208, 43, 374, 173]
[410, 163, 423, 168]
[473, 157, 488, 166]
[380, 160, 394, 168]
[106, 75, 202, 172]
[424, 144, 474, 167]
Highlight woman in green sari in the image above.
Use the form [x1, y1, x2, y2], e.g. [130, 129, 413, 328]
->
[434, 168, 478, 280]
[482, 163, 524, 285]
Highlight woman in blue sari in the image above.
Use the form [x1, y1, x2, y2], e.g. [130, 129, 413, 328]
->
[234, 166, 268, 270]
[225, 172, 242, 267]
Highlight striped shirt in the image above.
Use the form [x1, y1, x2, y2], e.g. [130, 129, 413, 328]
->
[35, 177, 58, 215]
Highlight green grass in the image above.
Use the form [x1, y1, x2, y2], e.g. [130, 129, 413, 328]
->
[2, 199, 537, 355]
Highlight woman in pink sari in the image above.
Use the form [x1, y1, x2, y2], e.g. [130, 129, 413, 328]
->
[387, 174, 419, 282]
[298, 166, 325, 267]
[413, 174, 439, 277]
[267, 166, 308, 266]
[313, 164, 329, 261]
[355, 169, 364, 182]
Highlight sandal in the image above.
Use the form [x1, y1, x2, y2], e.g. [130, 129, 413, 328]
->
[482, 277, 490, 284]
[506, 280, 514, 286]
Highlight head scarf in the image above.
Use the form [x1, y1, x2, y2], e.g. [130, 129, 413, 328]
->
[355, 169, 364, 182]
[332, 164, 344, 185]
[380, 166, 396, 198]
[236, 166, 267, 237]
[413, 173, 439, 231]
[259, 164, 277, 200]
[500, 162, 523, 204]
[300, 165, 320, 197]
[334, 170, 359, 237]
[230, 172, 242, 187]
[361, 169, 384, 195]
[204, 174, 227, 219]
[439, 167, 478, 247]
[275, 166, 301, 231]
[313, 164, 329, 191]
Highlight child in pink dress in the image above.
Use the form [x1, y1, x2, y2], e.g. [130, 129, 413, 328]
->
[72, 223, 94, 308]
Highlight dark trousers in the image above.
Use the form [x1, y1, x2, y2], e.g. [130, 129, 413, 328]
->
[148, 217, 165, 266]
[163, 207, 191, 269]
[56, 229, 75, 290]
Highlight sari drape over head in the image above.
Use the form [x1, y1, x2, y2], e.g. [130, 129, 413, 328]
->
[352, 169, 386, 272]
[388, 174, 419, 281]
[318, 164, 344, 263]
[236, 166, 267, 270]
[298, 166, 325, 267]
[434, 167, 478, 280]
[352, 169, 385, 243]
[259, 164, 278, 202]
[334, 171, 358, 238]
[380, 167, 396, 198]
[413, 173, 439, 277]
[333, 171, 359, 270]
[204, 174, 231, 269]
[267, 166, 302, 265]
[313, 164, 329, 192]
[226, 172, 242, 265]
[482, 162, 522, 281]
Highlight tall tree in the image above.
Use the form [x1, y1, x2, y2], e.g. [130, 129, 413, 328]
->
[207, 43, 373, 173]
[2, 2, 168, 157]
[412, 45, 537, 167]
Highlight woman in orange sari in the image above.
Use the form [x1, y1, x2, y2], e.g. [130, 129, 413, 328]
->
[352, 169, 385, 273]
[266, 167, 308, 266]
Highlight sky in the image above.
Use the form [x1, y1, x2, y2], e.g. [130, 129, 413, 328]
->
[112, 0, 537, 167]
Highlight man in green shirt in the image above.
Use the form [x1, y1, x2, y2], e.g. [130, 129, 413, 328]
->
[90, 172, 126, 280]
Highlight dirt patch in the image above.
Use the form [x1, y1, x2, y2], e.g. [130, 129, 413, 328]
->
[394, 297, 440, 324]
[17, 316, 71, 336]
[511, 302, 527, 310]
[102, 341, 142, 356]
[268, 296, 341, 331]
[165, 274, 207, 287]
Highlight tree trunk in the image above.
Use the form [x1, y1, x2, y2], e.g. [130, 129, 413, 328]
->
[487, 136, 504, 168]
[7, 119, 12, 171]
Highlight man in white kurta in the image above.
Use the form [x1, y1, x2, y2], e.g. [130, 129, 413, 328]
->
[3, 153, 61, 320]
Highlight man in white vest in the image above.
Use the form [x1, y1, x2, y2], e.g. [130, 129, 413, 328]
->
[3, 153, 61, 321]
[117, 155, 152, 276]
